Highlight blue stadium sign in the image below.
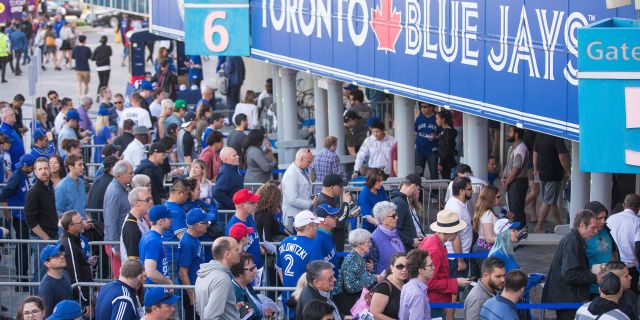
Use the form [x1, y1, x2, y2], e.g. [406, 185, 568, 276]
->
[250, 0, 637, 141]
[184, 0, 251, 56]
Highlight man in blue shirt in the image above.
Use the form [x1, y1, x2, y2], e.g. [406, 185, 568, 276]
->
[0, 154, 34, 289]
[415, 102, 439, 179]
[179, 208, 214, 320]
[30, 129, 56, 159]
[164, 178, 190, 276]
[480, 269, 528, 320]
[37, 244, 72, 318]
[277, 210, 324, 317]
[140, 205, 173, 285]
[55, 154, 86, 217]
[8, 24, 26, 76]
[313, 204, 339, 269]
[0, 107, 25, 170]
[143, 287, 180, 320]
[225, 189, 262, 270]
[94, 260, 145, 320]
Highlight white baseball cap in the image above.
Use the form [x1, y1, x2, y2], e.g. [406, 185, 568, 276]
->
[493, 218, 521, 235]
[294, 210, 324, 228]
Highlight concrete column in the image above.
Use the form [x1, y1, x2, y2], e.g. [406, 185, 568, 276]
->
[273, 65, 284, 143]
[462, 112, 469, 161]
[279, 68, 299, 163]
[465, 114, 488, 180]
[327, 79, 345, 155]
[590, 173, 613, 212]
[314, 77, 328, 152]
[394, 96, 415, 177]
[570, 141, 590, 225]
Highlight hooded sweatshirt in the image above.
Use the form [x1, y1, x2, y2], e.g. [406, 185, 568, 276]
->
[575, 297, 630, 320]
[135, 159, 165, 204]
[194, 260, 240, 320]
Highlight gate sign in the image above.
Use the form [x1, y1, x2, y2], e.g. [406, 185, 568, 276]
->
[250, 0, 636, 141]
[184, 0, 250, 56]
[578, 18, 640, 174]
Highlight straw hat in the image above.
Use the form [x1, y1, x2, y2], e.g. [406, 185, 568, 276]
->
[430, 209, 467, 233]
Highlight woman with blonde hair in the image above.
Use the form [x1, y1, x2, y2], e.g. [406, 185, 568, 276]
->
[189, 159, 213, 200]
[232, 90, 260, 129]
[93, 108, 113, 163]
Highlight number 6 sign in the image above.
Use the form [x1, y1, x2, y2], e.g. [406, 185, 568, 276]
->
[184, 0, 250, 56]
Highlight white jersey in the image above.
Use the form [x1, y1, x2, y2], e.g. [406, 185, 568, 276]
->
[122, 107, 152, 129]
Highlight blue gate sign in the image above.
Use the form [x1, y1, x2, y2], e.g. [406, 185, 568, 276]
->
[184, 0, 250, 56]
[250, 0, 636, 141]
[578, 18, 640, 174]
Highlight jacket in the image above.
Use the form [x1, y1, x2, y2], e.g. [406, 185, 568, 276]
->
[24, 179, 58, 239]
[281, 163, 312, 224]
[419, 234, 458, 302]
[542, 229, 597, 304]
[194, 260, 240, 320]
[9, 30, 27, 51]
[0, 167, 30, 220]
[60, 231, 94, 305]
[0, 122, 25, 171]
[575, 297, 631, 320]
[113, 132, 135, 152]
[224, 56, 245, 86]
[464, 280, 496, 320]
[90, 44, 112, 67]
[244, 146, 277, 184]
[135, 159, 165, 204]
[296, 284, 341, 320]
[390, 189, 417, 251]
[0, 33, 9, 57]
[151, 69, 178, 100]
[94, 280, 142, 320]
[200, 146, 222, 182]
[103, 179, 131, 243]
[438, 127, 457, 167]
[86, 173, 113, 217]
[212, 163, 243, 210]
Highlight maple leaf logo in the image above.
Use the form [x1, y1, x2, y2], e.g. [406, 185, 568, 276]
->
[370, 0, 402, 53]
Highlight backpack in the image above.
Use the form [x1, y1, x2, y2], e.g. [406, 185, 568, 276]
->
[45, 35, 55, 46]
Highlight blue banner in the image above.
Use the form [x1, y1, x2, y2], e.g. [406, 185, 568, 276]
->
[184, 0, 250, 56]
[250, 0, 637, 141]
[579, 18, 640, 173]
[150, 0, 184, 39]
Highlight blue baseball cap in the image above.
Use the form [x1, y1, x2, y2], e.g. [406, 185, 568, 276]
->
[186, 208, 215, 226]
[33, 128, 47, 141]
[149, 205, 171, 222]
[144, 287, 180, 308]
[314, 204, 341, 218]
[47, 300, 82, 320]
[65, 109, 80, 121]
[16, 154, 37, 168]
[40, 244, 64, 265]
[98, 107, 109, 116]
[140, 81, 153, 91]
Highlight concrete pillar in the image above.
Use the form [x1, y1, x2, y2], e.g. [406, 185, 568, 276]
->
[279, 67, 298, 163]
[465, 114, 488, 180]
[327, 79, 345, 155]
[590, 173, 613, 212]
[462, 112, 469, 161]
[394, 96, 415, 177]
[569, 141, 590, 225]
[273, 65, 284, 143]
[314, 77, 328, 152]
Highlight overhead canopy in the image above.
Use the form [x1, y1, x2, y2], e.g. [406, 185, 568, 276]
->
[126, 29, 173, 43]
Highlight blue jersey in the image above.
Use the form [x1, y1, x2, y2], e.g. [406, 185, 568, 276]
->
[201, 127, 213, 147]
[226, 215, 263, 269]
[178, 232, 204, 285]
[139, 230, 168, 284]
[164, 201, 186, 241]
[415, 112, 438, 156]
[357, 186, 387, 232]
[277, 235, 323, 287]
[315, 229, 336, 268]
[30, 142, 56, 159]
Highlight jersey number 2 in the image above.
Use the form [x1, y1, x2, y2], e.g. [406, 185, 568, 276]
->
[283, 254, 294, 277]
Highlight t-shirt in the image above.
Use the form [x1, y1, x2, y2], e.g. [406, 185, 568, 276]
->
[178, 232, 204, 285]
[165, 201, 186, 242]
[533, 134, 569, 181]
[181, 130, 195, 158]
[606, 209, 640, 267]
[72, 45, 92, 71]
[122, 107, 152, 129]
[227, 130, 246, 157]
[149, 100, 163, 118]
[357, 185, 387, 232]
[315, 229, 337, 267]
[226, 215, 263, 269]
[38, 273, 73, 318]
[503, 141, 529, 180]
[415, 112, 438, 156]
[444, 197, 473, 254]
[201, 127, 214, 147]
[478, 210, 498, 241]
[370, 280, 401, 319]
[586, 228, 614, 293]
[139, 230, 168, 284]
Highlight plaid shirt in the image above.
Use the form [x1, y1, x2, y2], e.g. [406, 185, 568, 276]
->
[311, 148, 346, 192]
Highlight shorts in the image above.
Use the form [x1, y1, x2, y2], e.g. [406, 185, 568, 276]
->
[60, 39, 72, 51]
[76, 71, 90, 84]
[45, 46, 56, 55]
[541, 180, 562, 205]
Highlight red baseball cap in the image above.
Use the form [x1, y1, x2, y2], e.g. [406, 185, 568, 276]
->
[228, 223, 254, 241]
[232, 189, 261, 205]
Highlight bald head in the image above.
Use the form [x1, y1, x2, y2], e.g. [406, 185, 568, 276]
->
[212, 236, 240, 266]
[295, 148, 313, 169]
[220, 147, 240, 166]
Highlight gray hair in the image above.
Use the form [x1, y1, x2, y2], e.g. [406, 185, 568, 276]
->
[373, 201, 397, 224]
[161, 99, 174, 110]
[201, 84, 214, 95]
[131, 174, 151, 188]
[348, 228, 371, 247]
[623, 194, 640, 211]
[0, 107, 14, 120]
[295, 148, 311, 160]
[80, 95, 93, 106]
[306, 260, 334, 283]
[112, 160, 132, 178]
[120, 259, 144, 279]
[128, 187, 149, 206]
[573, 209, 597, 230]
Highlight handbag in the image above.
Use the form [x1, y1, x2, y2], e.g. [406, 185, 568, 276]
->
[350, 280, 392, 316]
[115, 30, 122, 44]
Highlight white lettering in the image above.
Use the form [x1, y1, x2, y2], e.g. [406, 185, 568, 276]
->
[405, 0, 421, 55]
[438, 0, 459, 63]
[461, 1, 479, 66]
[298, 0, 316, 36]
[337, 0, 345, 42]
[423, 0, 438, 59]
[508, 6, 540, 78]
[316, 0, 331, 38]
[286, 0, 300, 33]
[536, 9, 564, 80]
[563, 12, 587, 86]
[586, 41, 603, 60]
[488, 5, 509, 71]
[348, 0, 368, 46]
[270, 0, 286, 31]
[262, 0, 267, 28]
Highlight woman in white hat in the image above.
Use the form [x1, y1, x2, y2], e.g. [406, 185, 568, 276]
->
[487, 218, 523, 271]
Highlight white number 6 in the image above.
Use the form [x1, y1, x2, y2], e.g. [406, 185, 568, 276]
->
[204, 11, 229, 53]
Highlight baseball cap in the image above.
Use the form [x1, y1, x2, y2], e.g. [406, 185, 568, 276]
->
[232, 189, 261, 205]
[47, 300, 82, 320]
[343, 110, 362, 122]
[293, 210, 324, 228]
[16, 154, 36, 168]
[186, 208, 216, 225]
[148, 142, 167, 154]
[493, 218, 521, 235]
[149, 205, 171, 222]
[133, 126, 149, 135]
[40, 244, 64, 265]
[167, 123, 179, 136]
[102, 155, 119, 171]
[344, 84, 358, 91]
[402, 173, 422, 187]
[322, 174, 348, 187]
[174, 99, 187, 109]
[140, 81, 153, 91]
[184, 111, 196, 122]
[33, 128, 47, 141]
[65, 109, 80, 121]
[143, 287, 180, 308]
[98, 107, 109, 116]
[101, 144, 121, 157]
[228, 222, 254, 241]
[314, 204, 340, 218]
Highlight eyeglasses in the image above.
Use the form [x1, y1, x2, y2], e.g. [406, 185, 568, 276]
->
[388, 213, 398, 219]
[114, 101, 123, 104]
[393, 264, 406, 270]
[47, 253, 65, 261]
[424, 262, 434, 269]
[465, 188, 473, 191]
[23, 309, 42, 317]
[244, 265, 257, 272]
[137, 197, 153, 203]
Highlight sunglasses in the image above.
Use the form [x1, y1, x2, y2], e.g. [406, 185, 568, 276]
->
[394, 264, 406, 270]
[389, 213, 398, 219]
[114, 101, 123, 104]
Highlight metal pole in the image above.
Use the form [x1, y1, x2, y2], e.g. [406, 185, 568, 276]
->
[326, 79, 344, 155]
[466, 114, 488, 180]
[394, 95, 415, 177]
[570, 141, 590, 225]
[313, 76, 328, 152]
